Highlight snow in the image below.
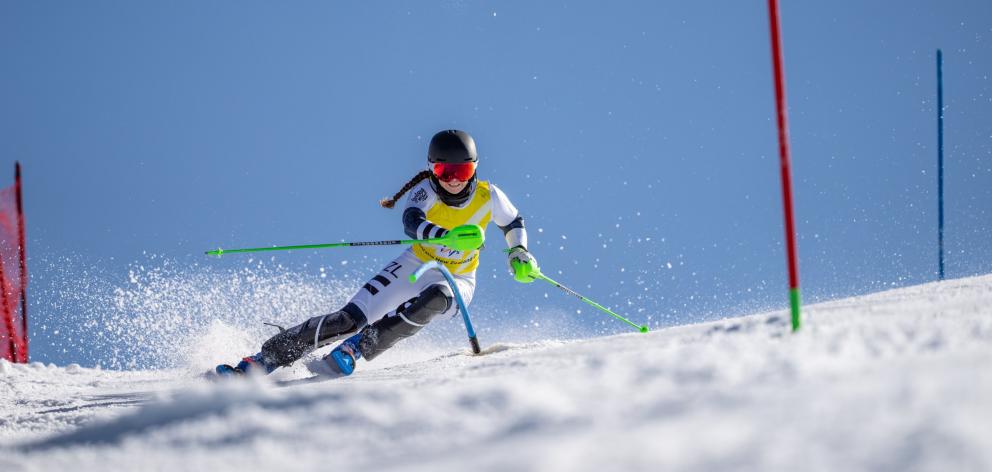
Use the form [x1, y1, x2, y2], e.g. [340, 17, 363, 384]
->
[2, 275, 992, 471]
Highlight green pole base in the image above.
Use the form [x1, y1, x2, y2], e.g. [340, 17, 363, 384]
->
[790, 287, 802, 332]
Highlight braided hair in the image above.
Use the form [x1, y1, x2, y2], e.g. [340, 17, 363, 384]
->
[379, 170, 432, 209]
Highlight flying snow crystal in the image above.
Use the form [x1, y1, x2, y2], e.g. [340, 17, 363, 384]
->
[46, 255, 363, 369]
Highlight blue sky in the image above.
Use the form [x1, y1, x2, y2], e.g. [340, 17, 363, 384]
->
[2, 1, 990, 366]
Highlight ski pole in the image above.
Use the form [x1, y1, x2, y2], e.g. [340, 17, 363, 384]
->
[205, 224, 485, 256]
[409, 261, 481, 354]
[532, 269, 649, 333]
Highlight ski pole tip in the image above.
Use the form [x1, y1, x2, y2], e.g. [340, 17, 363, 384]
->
[639, 325, 649, 333]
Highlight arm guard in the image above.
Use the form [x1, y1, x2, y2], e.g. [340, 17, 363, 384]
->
[498, 215, 527, 249]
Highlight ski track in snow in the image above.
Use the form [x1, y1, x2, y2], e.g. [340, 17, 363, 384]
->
[2, 275, 991, 471]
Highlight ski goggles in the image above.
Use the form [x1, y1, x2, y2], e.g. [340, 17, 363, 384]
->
[431, 162, 477, 182]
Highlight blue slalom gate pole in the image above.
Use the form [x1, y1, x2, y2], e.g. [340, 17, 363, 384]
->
[409, 261, 481, 354]
[937, 49, 945, 280]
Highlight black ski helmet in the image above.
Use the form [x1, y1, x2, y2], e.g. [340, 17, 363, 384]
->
[427, 129, 478, 206]
[428, 130, 478, 164]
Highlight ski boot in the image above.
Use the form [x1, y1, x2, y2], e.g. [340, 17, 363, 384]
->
[214, 353, 276, 377]
[325, 332, 364, 376]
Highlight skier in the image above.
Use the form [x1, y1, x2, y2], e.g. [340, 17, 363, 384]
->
[216, 130, 538, 377]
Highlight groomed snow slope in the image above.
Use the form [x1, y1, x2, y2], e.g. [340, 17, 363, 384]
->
[2, 275, 991, 471]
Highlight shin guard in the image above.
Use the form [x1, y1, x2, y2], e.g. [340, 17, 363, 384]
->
[260, 303, 367, 368]
[358, 284, 453, 361]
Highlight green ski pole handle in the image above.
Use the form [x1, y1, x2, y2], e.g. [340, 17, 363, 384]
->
[442, 224, 486, 251]
[205, 224, 485, 257]
[532, 269, 649, 333]
[509, 256, 538, 283]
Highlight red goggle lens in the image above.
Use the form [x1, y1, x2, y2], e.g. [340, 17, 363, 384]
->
[432, 162, 477, 182]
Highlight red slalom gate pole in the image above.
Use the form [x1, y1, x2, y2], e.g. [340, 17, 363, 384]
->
[767, 0, 802, 331]
[15, 163, 27, 361]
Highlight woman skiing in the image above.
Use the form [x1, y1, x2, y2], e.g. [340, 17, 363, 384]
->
[217, 130, 538, 376]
